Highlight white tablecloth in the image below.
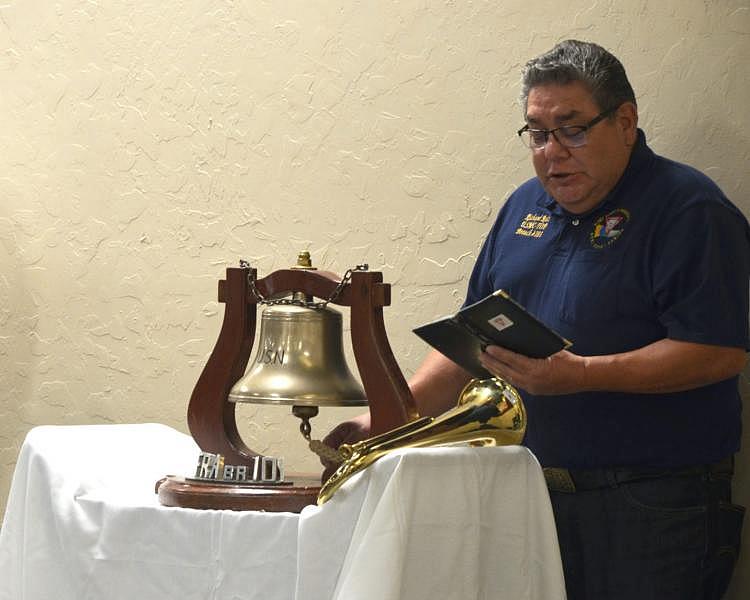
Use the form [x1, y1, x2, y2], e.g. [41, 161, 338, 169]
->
[0, 424, 566, 600]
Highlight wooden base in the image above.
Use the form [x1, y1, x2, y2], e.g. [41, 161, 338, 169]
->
[156, 474, 321, 513]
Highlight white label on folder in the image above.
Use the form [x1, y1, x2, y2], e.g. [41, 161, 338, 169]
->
[488, 313, 513, 332]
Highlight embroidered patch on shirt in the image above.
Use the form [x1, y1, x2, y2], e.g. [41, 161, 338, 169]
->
[590, 208, 630, 248]
[515, 213, 550, 238]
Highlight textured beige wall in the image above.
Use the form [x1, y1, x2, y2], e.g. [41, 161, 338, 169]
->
[1, 0, 749, 596]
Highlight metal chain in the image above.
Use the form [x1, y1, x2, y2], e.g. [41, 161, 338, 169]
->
[240, 260, 369, 310]
[298, 415, 313, 440]
[321, 263, 369, 308]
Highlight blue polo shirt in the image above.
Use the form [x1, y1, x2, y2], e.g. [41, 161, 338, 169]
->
[465, 130, 750, 468]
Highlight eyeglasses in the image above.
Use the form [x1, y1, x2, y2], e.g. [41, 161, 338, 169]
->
[517, 107, 618, 150]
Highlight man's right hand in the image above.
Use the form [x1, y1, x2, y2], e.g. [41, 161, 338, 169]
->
[320, 412, 371, 481]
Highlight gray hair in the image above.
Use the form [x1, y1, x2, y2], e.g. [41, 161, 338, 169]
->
[520, 40, 637, 117]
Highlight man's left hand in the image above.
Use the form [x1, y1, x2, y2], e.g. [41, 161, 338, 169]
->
[479, 346, 588, 395]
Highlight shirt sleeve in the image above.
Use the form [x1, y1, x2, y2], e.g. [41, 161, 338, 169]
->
[463, 207, 506, 307]
[653, 199, 750, 349]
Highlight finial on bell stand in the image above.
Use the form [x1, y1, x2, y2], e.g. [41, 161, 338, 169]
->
[293, 251, 313, 269]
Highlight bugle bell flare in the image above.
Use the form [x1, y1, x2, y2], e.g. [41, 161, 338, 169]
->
[317, 377, 526, 504]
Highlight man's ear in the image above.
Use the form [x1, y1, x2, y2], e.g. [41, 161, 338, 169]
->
[616, 102, 639, 146]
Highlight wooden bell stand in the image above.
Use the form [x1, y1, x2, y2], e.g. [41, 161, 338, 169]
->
[156, 264, 418, 512]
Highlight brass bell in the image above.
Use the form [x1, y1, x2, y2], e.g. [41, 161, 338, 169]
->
[228, 299, 367, 408]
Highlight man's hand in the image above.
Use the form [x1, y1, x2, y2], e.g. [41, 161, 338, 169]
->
[480, 346, 588, 395]
[480, 339, 747, 395]
[320, 412, 372, 481]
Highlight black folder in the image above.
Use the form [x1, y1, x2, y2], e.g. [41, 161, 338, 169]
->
[412, 290, 572, 378]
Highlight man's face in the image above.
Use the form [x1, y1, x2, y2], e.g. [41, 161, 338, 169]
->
[525, 82, 637, 214]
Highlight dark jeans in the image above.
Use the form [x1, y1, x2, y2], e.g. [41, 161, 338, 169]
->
[548, 465, 745, 600]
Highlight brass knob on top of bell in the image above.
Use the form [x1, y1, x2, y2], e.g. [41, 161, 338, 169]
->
[228, 301, 367, 407]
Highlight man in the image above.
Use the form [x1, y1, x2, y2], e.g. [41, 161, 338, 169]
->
[325, 40, 749, 599]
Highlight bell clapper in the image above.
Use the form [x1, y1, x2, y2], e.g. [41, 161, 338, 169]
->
[292, 405, 319, 441]
[292, 404, 347, 466]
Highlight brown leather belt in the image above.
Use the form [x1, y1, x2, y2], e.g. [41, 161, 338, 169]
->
[543, 457, 734, 493]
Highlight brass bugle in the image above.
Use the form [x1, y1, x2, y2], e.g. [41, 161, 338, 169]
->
[317, 377, 526, 504]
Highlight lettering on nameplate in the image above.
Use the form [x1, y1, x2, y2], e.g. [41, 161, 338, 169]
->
[193, 452, 285, 484]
